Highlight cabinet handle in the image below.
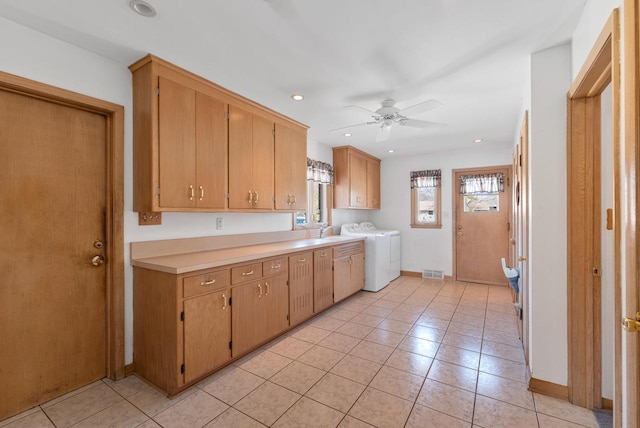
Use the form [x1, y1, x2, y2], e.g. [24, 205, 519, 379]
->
[199, 186, 204, 200]
[257, 283, 262, 297]
[287, 194, 291, 205]
[272, 264, 281, 269]
[254, 191, 259, 204]
[200, 279, 216, 286]
[222, 293, 227, 310]
[292, 195, 296, 205]
[349, 256, 353, 265]
[265, 281, 270, 296]
[297, 258, 306, 263]
[320, 252, 327, 257]
[248, 190, 253, 204]
[189, 185, 194, 201]
[242, 270, 254, 276]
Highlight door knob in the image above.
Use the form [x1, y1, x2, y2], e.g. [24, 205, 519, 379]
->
[457, 225, 463, 230]
[518, 256, 527, 262]
[91, 255, 105, 266]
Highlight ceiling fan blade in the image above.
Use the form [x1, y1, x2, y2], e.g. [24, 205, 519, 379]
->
[329, 122, 371, 132]
[376, 125, 391, 142]
[400, 118, 447, 129]
[398, 99, 443, 117]
[344, 104, 379, 117]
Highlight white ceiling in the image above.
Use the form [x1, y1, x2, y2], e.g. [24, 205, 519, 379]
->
[0, 0, 586, 159]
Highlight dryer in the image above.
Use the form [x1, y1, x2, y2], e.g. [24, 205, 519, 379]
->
[359, 222, 401, 281]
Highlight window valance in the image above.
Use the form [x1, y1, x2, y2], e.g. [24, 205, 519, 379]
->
[459, 173, 504, 194]
[410, 169, 441, 188]
[307, 158, 334, 184]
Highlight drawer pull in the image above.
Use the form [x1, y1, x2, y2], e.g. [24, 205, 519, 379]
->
[320, 252, 327, 257]
[200, 279, 216, 286]
[257, 283, 262, 297]
[189, 185, 194, 201]
[199, 185, 204, 200]
[265, 282, 270, 296]
[297, 258, 306, 263]
[248, 190, 253, 204]
[242, 270, 254, 276]
[272, 264, 281, 269]
[222, 293, 227, 310]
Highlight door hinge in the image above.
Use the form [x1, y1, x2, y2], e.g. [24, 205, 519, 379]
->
[519, 307, 523, 320]
[507, 222, 511, 231]
[272, 196, 276, 202]
[286, 280, 289, 286]
[180, 364, 185, 374]
[156, 187, 161, 195]
[180, 311, 184, 321]
[155, 87, 160, 96]
[592, 267, 601, 277]
[228, 297, 232, 306]
[229, 341, 232, 350]
[272, 129, 276, 136]
[224, 112, 229, 120]
[623, 313, 640, 332]
[507, 177, 510, 186]
[286, 314, 289, 321]
[225, 193, 230, 199]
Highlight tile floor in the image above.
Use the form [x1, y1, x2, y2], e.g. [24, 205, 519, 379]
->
[1, 277, 613, 428]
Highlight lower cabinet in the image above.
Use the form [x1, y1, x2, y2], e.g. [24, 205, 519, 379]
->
[313, 248, 333, 313]
[289, 251, 314, 325]
[333, 241, 365, 303]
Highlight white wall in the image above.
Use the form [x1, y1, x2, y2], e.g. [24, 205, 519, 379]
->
[529, 42, 571, 386]
[369, 146, 512, 275]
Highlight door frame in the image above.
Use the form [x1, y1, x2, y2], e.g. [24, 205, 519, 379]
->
[0, 71, 126, 380]
[452, 164, 513, 284]
[516, 112, 530, 365]
[566, 8, 622, 418]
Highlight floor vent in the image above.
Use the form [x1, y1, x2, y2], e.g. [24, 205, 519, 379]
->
[422, 269, 444, 279]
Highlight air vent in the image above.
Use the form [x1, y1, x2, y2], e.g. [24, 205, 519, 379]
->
[422, 269, 444, 279]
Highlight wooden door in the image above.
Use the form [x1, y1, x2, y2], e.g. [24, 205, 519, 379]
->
[265, 273, 290, 338]
[314, 249, 333, 313]
[455, 166, 512, 284]
[0, 89, 107, 418]
[367, 158, 380, 209]
[518, 114, 530, 358]
[195, 93, 227, 209]
[183, 289, 231, 383]
[231, 280, 263, 357]
[159, 77, 196, 208]
[252, 115, 275, 210]
[350, 253, 365, 295]
[349, 153, 367, 207]
[274, 123, 307, 210]
[228, 105, 254, 209]
[289, 252, 313, 326]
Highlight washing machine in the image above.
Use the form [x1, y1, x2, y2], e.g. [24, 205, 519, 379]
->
[359, 222, 401, 282]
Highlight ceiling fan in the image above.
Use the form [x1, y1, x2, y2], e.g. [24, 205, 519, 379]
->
[331, 98, 445, 142]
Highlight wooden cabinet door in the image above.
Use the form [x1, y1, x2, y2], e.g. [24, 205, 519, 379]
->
[228, 105, 254, 209]
[367, 158, 380, 209]
[313, 249, 333, 313]
[349, 153, 367, 207]
[158, 77, 196, 208]
[231, 280, 264, 357]
[333, 256, 352, 303]
[183, 289, 230, 383]
[274, 123, 307, 210]
[349, 253, 365, 295]
[264, 273, 290, 338]
[252, 115, 275, 210]
[195, 93, 227, 209]
[289, 252, 313, 326]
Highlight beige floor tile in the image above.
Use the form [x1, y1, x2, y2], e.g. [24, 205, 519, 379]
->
[455, 306, 486, 318]
[349, 340, 394, 364]
[485, 310, 517, 323]
[417, 379, 475, 422]
[270, 361, 326, 394]
[408, 325, 446, 342]
[312, 316, 347, 332]
[200, 366, 264, 405]
[153, 389, 227, 428]
[481, 340, 525, 364]
[433, 295, 461, 306]
[533, 393, 603, 428]
[427, 359, 478, 392]
[126, 383, 194, 417]
[487, 302, 517, 314]
[324, 309, 359, 322]
[348, 387, 413, 428]
[72, 400, 149, 428]
[291, 326, 333, 344]
[306, 373, 366, 413]
[386, 310, 420, 323]
[204, 408, 265, 427]
[397, 335, 440, 358]
[405, 404, 471, 428]
[239, 350, 293, 379]
[377, 318, 413, 335]
[476, 372, 534, 410]
[483, 318, 520, 335]
[349, 313, 385, 328]
[369, 366, 424, 401]
[339, 302, 369, 313]
[136, 420, 162, 428]
[330, 355, 382, 385]
[442, 331, 483, 352]
[429, 302, 459, 313]
[482, 327, 522, 348]
[473, 395, 539, 428]
[396, 303, 426, 315]
[447, 321, 484, 338]
[103, 375, 150, 399]
[43, 382, 123, 428]
[335, 322, 374, 339]
[436, 344, 481, 369]
[317, 333, 361, 353]
[234, 382, 300, 426]
[361, 305, 393, 318]
[337, 416, 374, 427]
[371, 299, 401, 310]
[1, 410, 54, 428]
[379, 293, 408, 304]
[297, 345, 346, 371]
[273, 397, 344, 428]
[415, 315, 451, 330]
[363, 328, 405, 348]
[537, 413, 587, 428]
[385, 349, 433, 377]
[40, 381, 105, 409]
[479, 354, 527, 383]
[452, 311, 483, 326]
[267, 337, 315, 359]
[458, 299, 488, 310]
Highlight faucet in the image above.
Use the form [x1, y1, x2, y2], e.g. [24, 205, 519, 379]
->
[320, 224, 332, 238]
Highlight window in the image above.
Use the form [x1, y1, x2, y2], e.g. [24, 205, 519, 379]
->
[295, 158, 333, 227]
[459, 173, 504, 213]
[411, 169, 441, 228]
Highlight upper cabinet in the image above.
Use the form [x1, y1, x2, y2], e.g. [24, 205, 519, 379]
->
[130, 55, 307, 213]
[332, 146, 381, 210]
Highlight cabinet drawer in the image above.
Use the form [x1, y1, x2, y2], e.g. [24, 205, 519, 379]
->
[263, 258, 288, 277]
[183, 270, 229, 298]
[231, 263, 263, 284]
[333, 241, 364, 259]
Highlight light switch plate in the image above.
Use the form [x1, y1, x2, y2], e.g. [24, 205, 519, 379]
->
[138, 212, 162, 226]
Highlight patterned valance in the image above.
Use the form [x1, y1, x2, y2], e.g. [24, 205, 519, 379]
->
[459, 173, 504, 194]
[410, 169, 441, 188]
[307, 158, 334, 184]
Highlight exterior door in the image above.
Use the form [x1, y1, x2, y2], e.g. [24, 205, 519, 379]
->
[0, 89, 107, 419]
[516, 114, 530, 361]
[454, 166, 512, 285]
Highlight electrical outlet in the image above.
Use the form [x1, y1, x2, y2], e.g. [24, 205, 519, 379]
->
[138, 212, 162, 225]
[216, 218, 223, 230]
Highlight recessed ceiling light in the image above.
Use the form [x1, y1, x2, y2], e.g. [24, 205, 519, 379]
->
[130, 0, 157, 17]
[291, 94, 304, 101]
[344, 133, 352, 137]
[474, 138, 483, 143]
[388, 149, 395, 153]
